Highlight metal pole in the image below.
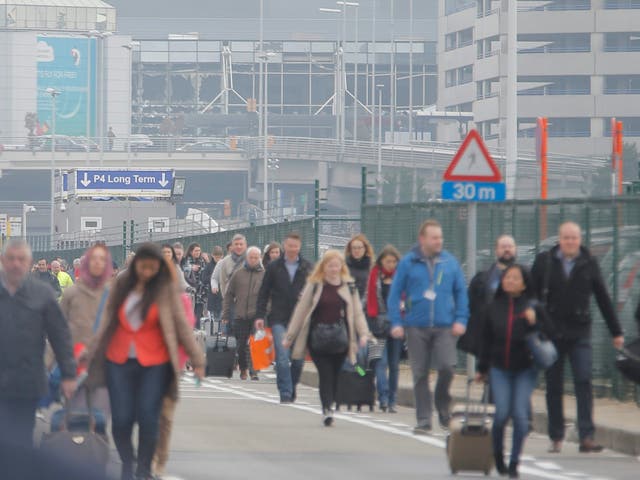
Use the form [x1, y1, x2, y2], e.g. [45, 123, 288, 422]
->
[341, 5, 347, 146]
[353, 6, 359, 141]
[258, 0, 264, 142]
[370, 0, 376, 143]
[314, 179, 320, 261]
[505, 0, 518, 199]
[50, 94, 56, 249]
[377, 86, 383, 204]
[22, 205, 26, 241]
[466, 203, 477, 378]
[87, 36, 92, 139]
[263, 59, 269, 217]
[409, 0, 414, 140]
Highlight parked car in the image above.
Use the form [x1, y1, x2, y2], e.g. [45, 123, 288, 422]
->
[35, 135, 91, 152]
[176, 140, 231, 152]
[71, 136, 101, 152]
[124, 134, 154, 151]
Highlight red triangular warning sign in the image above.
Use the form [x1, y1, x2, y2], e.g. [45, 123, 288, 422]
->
[443, 129, 502, 182]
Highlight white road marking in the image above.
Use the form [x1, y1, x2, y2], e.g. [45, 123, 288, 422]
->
[534, 461, 563, 470]
[186, 376, 604, 480]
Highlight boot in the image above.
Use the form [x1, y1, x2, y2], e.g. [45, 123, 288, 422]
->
[494, 453, 507, 476]
[508, 461, 519, 478]
[240, 369, 248, 380]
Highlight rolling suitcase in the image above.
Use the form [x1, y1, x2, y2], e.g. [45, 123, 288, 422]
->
[205, 323, 237, 377]
[446, 379, 494, 476]
[335, 370, 375, 412]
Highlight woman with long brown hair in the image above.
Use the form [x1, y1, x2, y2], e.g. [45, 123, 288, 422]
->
[89, 243, 204, 480]
[284, 250, 372, 427]
[344, 234, 375, 301]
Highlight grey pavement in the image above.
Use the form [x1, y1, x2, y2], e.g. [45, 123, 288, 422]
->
[34, 365, 640, 479]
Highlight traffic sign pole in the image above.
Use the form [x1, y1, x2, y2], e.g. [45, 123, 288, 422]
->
[466, 203, 477, 380]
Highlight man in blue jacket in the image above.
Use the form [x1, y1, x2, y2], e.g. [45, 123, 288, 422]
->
[388, 219, 469, 434]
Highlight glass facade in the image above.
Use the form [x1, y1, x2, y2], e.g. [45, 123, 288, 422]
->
[1, 1, 115, 31]
[131, 38, 437, 137]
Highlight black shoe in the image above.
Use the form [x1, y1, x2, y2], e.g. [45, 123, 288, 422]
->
[508, 462, 519, 478]
[494, 454, 508, 476]
[379, 404, 388, 413]
[280, 397, 293, 404]
[292, 388, 297, 403]
[323, 410, 334, 427]
[579, 438, 604, 453]
[438, 413, 451, 430]
[413, 424, 432, 435]
[251, 374, 259, 381]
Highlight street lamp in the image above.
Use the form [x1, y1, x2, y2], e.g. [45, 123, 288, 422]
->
[45, 87, 61, 248]
[259, 51, 276, 218]
[337, 2, 360, 141]
[267, 157, 280, 218]
[22, 204, 36, 241]
[376, 84, 384, 204]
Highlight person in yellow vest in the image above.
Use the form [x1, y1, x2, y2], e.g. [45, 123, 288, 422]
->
[51, 260, 74, 294]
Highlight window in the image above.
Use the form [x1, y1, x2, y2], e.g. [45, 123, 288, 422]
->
[445, 33, 457, 52]
[518, 33, 591, 53]
[446, 69, 457, 87]
[459, 28, 474, 48]
[521, 0, 591, 11]
[459, 65, 473, 85]
[605, 0, 640, 8]
[604, 32, 640, 52]
[548, 118, 591, 137]
[604, 75, 640, 94]
[518, 76, 591, 95]
[604, 117, 640, 136]
[445, 0, 476, 16]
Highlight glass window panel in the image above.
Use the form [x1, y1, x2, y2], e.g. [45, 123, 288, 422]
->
[311, 74, 334, 104]
[284, 74, 310, 105]
[141, 51, 169, 62]
[169, 51, 197, 62]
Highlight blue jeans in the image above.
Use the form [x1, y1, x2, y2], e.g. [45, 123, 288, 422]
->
[490, 367, 537, 465]
[375, 337, 403, 407]
[106, 359, 172, 478]
[545, 337, 594, 441]
[271, 323, 303, 401]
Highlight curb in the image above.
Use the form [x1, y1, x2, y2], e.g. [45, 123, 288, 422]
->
[300, 369, 640, 457]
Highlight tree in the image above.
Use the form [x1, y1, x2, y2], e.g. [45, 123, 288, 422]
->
[24, 112, 38, 136]
[623, 142, 639, 180]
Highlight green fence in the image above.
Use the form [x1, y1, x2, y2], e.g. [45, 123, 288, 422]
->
[35, 218, 317, 268]
[362, 197, 640, 402]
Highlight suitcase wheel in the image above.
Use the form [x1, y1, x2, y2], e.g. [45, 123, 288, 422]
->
[369, 404, 374, 412]
[356, 405, 362, 412]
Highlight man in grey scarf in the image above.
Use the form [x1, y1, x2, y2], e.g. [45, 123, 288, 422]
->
[211, 234, 247, 296]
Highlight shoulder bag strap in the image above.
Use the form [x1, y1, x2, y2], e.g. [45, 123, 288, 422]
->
[542, 252, 552, 305]
[93, 289, 109, 333]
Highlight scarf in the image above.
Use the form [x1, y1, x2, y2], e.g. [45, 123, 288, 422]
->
[366, 265, 396, 317]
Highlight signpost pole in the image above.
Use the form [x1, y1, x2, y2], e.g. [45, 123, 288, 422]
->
[465, 202, 477, 380]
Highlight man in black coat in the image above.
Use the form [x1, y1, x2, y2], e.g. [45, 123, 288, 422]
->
[531, 221, 624, 454]
[255, 232, 312, 403]
[459, 234, 517, 356]
[31, 257, 62, 298]
[0, 240, 76, 471]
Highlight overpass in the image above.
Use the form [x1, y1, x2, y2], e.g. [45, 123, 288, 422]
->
[0, 136, 608, 200]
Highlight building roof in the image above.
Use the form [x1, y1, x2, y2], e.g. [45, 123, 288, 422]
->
[1, 0, 114, 7]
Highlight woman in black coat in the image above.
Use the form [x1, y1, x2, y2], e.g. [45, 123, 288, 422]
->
[476, 264, 550, 479]
[344, 234, 374, 301]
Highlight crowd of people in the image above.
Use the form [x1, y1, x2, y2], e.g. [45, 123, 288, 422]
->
[0, 217, 631, 479]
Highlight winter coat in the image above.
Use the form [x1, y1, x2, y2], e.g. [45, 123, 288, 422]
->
[221, 263, 265, 321]
[477, 294, 550, 374]
[203, 259, 222, 312]
[183, 255, 207, 305]
[88, 279, 205, 400]
[0, 276, 75, 400]
[388, 246, 469, 329]
[32, 270, 62, 297]
[531, 245, 622, 341]
[211, 253, 246, 295]
[346, 256, 371, 300]
[59, 278, 109, 348]
[256, 256, 313, 327]
[286, 281, 372, 364]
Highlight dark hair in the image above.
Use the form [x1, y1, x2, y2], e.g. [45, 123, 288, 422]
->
[495, 264, 535, 300]
[375, 244, 401, 268]
[185, 242, 201, 259]
[109, 243, 173, 322]
[284, 231, 302, 242]
[262, 241, 282, 266]
[161, 243, 177, 262]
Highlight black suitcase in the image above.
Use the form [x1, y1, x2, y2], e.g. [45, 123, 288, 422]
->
[616, 338, 640, 384]
[205, 332, 237, 378]
[335, 370, 375, 412]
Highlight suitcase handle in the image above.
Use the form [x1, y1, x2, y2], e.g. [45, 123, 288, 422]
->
[464, 378, 490, 426]
[61, 373, 98, 434]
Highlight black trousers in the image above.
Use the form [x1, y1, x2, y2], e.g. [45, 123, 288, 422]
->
[309, 349, 347, 412]
[233, 318, 255, 374]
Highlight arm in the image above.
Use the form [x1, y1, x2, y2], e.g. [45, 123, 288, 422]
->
[530, 253, 546, 301]
[285, 282, 314, 343]
[387, 259, 409, 328]
[591, 259, 623, 337]
[221, 274, 236, 321]
[467, 272, 485, 319]
[255, 264, 273, 320]
[45, 295, 76, 379]
[476, 308, 493, 375]
[352, 289, 371, 340]
[453, 262, 469, 327]
[211, 259, 223, 291]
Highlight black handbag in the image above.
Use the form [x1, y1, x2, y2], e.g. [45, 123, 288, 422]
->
[615, 338, 640, 384]
[310, 318, 349, 354]
[368, 314, 391, 338]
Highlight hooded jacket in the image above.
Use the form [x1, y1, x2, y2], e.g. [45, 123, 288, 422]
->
[221, 262, 265, 321]
[388, 246, 469, 329]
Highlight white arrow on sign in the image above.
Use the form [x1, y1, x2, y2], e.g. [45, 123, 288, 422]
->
[80, 172, 91, 187]
[158, 172, 169, 188]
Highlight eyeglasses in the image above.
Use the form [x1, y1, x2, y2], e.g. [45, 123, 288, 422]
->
[351, 245, 365, 251]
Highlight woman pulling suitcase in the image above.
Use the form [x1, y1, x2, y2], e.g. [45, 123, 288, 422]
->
[88, 243, 205, 480]
[476, 264, 551, 478]
[284, 250, 373, 426]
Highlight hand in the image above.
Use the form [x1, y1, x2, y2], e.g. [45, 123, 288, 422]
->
[222, 319, 229, 325]
[390, 326, 404, 339]
[61, 379, 77, 400]
[254, 319, 265, 330]
[211, 287, 219, 295]
[474, 372, 487, 383]
[524, 307, 537, 326]
[613, 336, 624, 350]
[192, 264, 200, 272]
[451, 322, 466, 337]
[193, 366, 205, 380]
[359, 336, 368, 349]
[282, 337, 292, 349]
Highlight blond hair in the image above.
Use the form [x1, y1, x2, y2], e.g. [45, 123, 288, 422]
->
[308, 249, 353, 284]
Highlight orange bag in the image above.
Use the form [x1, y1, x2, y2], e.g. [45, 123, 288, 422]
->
[249, 328, 275, 371]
